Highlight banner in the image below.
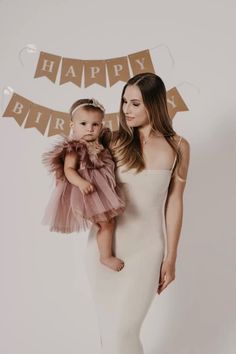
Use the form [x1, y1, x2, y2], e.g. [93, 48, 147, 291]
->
[34, 49, 156, 87]
[34, 52, 61, 83]
[2, 89, 188, 137]
[167, 87, 188, 119]
[60, 58, 83, 86]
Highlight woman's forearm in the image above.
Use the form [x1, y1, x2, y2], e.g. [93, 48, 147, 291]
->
[164, 197, 183, 262]
[64, 167, 85, 187]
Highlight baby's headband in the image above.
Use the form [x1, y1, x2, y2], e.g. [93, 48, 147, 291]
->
[71, 98, 105, 116]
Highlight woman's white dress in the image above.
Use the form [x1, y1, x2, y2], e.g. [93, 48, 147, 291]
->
[84, 137, 182, 354]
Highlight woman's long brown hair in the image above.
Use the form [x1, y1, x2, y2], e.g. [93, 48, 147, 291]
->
[109, 72, 182, 176]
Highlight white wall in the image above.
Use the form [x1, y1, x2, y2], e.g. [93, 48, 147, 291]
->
[0, 1, 235, 354]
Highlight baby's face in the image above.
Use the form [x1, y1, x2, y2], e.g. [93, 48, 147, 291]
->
[70, 108, 104, 141]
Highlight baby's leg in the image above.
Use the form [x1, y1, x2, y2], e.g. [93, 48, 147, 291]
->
[96, 219, 125, 272]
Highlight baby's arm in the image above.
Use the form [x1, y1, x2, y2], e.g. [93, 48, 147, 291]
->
[64, 151, 94, 195]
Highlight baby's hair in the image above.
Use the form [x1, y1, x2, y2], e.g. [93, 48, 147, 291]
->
[69, 98, 105, 122]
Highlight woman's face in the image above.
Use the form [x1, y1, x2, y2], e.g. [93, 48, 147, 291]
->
[122, 85, 150, 128]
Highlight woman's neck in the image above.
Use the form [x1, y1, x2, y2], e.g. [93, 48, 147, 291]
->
[138, 125, 151, 140]
[138, 126, 162, 141]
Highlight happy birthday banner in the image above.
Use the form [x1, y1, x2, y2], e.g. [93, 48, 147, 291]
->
[34, 49, 156, 87]
[2, 89, 188, 137]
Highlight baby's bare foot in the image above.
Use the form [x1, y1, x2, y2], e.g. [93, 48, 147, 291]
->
[100, 256, 125, 272]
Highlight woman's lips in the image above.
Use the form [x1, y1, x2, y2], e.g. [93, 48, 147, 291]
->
[126, 116, 135, 121]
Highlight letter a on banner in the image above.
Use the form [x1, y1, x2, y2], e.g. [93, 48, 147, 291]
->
[34, 51, 61, 83]
[60, 58, 83, 87]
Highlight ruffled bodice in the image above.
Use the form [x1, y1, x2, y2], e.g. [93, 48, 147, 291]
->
[42, 127, 114, 181]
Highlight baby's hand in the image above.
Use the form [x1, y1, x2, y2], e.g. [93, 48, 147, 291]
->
[78, 179, 95, 195]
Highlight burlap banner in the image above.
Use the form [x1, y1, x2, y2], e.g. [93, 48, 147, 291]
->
[2, 90, 188, 137]
[34, 49, 156, 87]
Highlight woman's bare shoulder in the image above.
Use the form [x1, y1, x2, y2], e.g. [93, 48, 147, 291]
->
[174, 134, 190, 172]
[173, 134, 190, 151]
[172, 134, 190, 171]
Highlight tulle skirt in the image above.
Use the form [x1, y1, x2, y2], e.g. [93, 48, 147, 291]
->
[42, 166, 126, 234]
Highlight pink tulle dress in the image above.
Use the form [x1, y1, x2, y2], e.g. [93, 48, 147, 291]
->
[41, 127, 126, 234]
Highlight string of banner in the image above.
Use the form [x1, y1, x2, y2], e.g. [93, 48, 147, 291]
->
[2, 46, 189, 137]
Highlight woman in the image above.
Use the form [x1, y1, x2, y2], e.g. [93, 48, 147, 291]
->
[84, 72, 190, 354]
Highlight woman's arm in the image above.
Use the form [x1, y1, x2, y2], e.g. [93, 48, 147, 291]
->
[157, 137, 190, 294]
[164, 137, 190, 262]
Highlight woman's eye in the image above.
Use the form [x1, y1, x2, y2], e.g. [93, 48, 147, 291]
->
[123, 101, 139, 107]
[80, 122, 86, 125]
[93, 123, 99, 126]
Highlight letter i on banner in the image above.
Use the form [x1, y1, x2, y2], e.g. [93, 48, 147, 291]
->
[34, 51, 61, 83]
[3, 93, 32, 126]
[166, 87, 189, 119]
[128, 49, 155, 75]
[24, 104, 52, 135]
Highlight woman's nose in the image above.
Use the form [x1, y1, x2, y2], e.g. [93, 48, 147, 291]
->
[124, 103, 131, 115]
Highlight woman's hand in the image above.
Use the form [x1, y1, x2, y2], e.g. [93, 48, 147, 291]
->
[78, 179, 95, 195]
[157, 258, 176, 294]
